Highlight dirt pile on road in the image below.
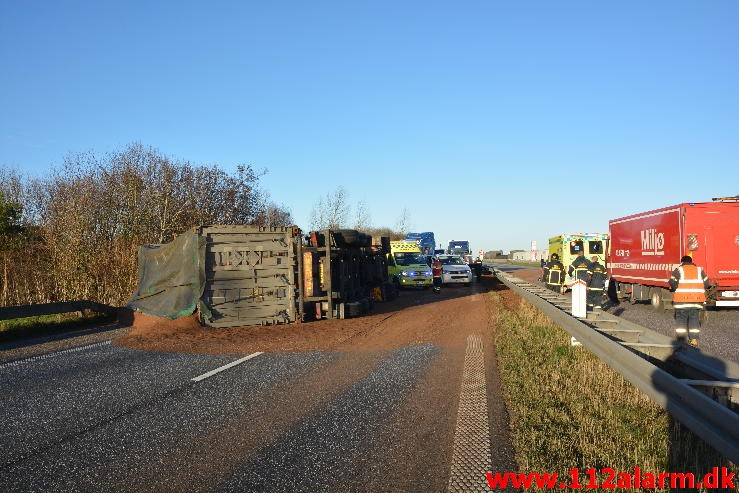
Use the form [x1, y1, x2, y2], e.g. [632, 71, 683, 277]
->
[115, 308, 385, 355]
[114, 278, 501, 355]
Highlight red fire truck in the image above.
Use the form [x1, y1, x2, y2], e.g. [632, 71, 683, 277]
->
[608, 200, 739, 308]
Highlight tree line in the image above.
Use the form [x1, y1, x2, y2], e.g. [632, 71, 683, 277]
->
[309, 185, 412, 240]
[0, 143, 291, 307]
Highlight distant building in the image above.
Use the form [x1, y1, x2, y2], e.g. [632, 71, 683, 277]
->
[531, 249, 548, 261]
[510, 250, 526, 261]
[512, 249, 548, 261]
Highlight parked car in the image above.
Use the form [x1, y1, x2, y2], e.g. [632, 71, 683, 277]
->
[436, 254, 473, 286]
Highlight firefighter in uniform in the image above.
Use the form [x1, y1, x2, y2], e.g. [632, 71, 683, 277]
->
[432, 256, 443, 293]
[545, 253, 565, 293]
[668, 256, 710, 346]
[586, 256, 607, 309]
[568, 249, 590, 282]
[472, 257, 483, 281]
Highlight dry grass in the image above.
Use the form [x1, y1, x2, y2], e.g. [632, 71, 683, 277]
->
[494, 293, 668, 473]
[0, 311, 112, 343]
[492, 292, 737, 491]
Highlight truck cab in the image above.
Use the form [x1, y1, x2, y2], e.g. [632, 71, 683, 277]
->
[388, 241, 433, 289]
[447, 240, 471, 256]
[405, 232, 436, 255]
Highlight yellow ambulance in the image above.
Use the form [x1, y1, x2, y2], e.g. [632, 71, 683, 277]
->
[388, 241, 433, 289]
[548, 233, 609, 275]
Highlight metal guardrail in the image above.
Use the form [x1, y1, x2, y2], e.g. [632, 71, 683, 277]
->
[494, 268, 739, 464]
[0, 301, 116, 321]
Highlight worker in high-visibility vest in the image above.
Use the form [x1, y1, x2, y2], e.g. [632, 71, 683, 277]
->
[545, 253, 565, 293]
[668, 255, 711, 346]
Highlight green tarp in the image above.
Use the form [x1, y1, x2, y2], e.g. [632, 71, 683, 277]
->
[127, 228, 211, 320]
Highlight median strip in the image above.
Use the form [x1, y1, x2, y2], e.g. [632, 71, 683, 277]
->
[191, 352, 263, 382]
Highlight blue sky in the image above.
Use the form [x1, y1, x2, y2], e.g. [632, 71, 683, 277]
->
[1, 1, 737, 252]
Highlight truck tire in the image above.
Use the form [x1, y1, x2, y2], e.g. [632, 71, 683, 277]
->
[629, 286, 638, 304]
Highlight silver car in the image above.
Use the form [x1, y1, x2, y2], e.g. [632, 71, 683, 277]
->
[437, 255, 473, 286]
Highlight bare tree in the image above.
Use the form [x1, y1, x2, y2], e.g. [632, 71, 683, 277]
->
[394, 207, 413, 234]
[353, 200, 371, 231]
[309, 196, 328, 231]
[254, 202, 293, 227]
[364, 226, 404, 240]
[0, 143, 284, 306]
[310, 186, 350, 230]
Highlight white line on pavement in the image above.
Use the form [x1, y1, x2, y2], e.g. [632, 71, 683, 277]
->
[0, 340, 113, 369]
[191, 352, 263, 382]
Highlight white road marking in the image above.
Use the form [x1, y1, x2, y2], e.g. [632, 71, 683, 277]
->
[0, 340, 112, 369]
[447, 334, 492, 493]
[191, 352, 263, 382]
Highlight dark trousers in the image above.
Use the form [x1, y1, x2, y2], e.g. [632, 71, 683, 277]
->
[433, 276, 442, 292]
[675, 308, 701, 340]
[586, 288, 603, 308]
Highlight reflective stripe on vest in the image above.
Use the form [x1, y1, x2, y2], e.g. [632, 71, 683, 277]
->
[673, 265, 706, 303]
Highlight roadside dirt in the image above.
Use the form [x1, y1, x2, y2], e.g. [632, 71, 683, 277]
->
[114, 277, 499, 354]
[509, 267, 542, 283]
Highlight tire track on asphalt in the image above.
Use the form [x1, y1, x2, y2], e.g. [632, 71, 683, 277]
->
[126, 349, 393, 493]
[216, 344, 440, 493]
[447, 334, 492, 493]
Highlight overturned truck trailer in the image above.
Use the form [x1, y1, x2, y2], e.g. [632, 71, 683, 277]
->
[128, 225, 393, 327]
[201, 226, 302, 327]
[302, 229, 395, 320]
[128, 225, 302, 327]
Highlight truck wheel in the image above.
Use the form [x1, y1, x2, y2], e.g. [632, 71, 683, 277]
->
[629, 287, 638, 304]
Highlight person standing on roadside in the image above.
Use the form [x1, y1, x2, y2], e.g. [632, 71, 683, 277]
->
[472, 256, 483, 281]
[669, 255, 711, 346]
[585, 256, 607, 310]
[432, 256, 443, 293]
[545, 253, 565, 293]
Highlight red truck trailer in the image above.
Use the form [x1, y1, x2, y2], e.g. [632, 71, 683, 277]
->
[608, 201, 739, 308]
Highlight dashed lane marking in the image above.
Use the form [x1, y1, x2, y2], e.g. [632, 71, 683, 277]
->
[0, 340, 112, 369]
[191, 352, 263, 382]
[447, 334, 492, 493]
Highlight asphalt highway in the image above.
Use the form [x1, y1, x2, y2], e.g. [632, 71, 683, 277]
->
[0, 281, 516, 493]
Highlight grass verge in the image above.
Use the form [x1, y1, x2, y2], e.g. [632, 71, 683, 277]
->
[492, 290, 736, 491]
[0, 311, 113, 343]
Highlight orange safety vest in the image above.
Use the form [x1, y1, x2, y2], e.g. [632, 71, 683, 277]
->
[672, 264, 706, 303]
